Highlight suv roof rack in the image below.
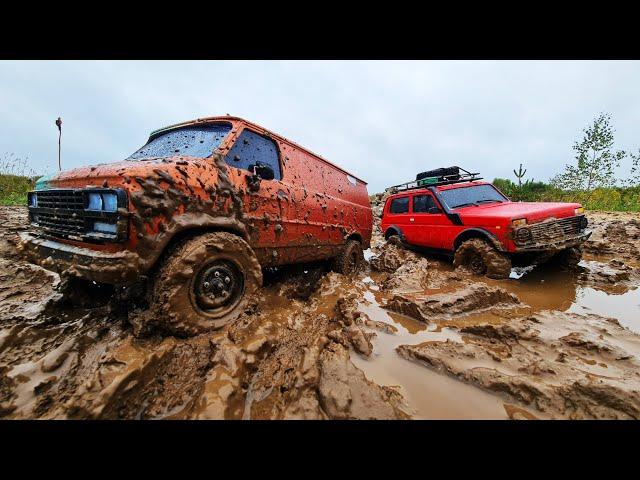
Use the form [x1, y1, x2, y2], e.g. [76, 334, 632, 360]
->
[385, 166, 482, 193]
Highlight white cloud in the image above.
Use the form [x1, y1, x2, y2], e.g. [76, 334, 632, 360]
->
[1, 60, 638, 193]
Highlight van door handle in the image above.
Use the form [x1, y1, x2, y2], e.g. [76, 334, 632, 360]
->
[410, 218, 415, 222]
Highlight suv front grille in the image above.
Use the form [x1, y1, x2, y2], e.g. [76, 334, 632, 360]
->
[514, 215, 588, 247]
[28, 188, 128, 242]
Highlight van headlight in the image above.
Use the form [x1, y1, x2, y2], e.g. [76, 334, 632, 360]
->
[511, 218, 527, 228]
[87, 192, 118, 212]
[575, 207, 584, 215]
[92, 221, 118, 234]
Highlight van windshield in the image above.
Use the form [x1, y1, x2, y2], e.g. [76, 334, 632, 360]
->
[128, 123, 232, 160]
[439, 184, 508, 209]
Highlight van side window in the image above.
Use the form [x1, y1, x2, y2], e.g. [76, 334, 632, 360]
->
[225, 129, 282, 180]
[389, 197, 409, 214]
[413, 194, 438, 213]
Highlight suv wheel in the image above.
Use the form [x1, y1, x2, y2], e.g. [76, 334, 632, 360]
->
[144, 232, 262, 336]
[555, 246, 583, 268]
[332, 240, 364, 276]
[386, 234, 402, 246]
[453, 238, 512, 279]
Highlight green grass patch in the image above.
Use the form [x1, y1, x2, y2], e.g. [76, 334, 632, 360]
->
[0, 173, 34, 205]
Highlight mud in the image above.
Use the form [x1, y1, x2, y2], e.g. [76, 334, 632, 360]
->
[0, 207, 404, 419]
[2, 204, 640, 419]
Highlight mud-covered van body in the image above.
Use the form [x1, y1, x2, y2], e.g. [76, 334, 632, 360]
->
[20, 116, 372, 334]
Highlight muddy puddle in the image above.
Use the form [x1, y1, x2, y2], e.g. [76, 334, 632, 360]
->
[345, 254, 640, 419]
[2, 205, 640, 419]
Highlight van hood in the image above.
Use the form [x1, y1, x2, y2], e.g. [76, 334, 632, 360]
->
[35, 156, 211, 191]
[457, 201, 582, 224]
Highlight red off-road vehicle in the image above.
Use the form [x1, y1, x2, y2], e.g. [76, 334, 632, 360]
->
[20, 116, 372, 335]
[381, 167, 591, 279]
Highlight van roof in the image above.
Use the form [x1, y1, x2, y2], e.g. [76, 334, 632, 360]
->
[149, 115, 367, 185]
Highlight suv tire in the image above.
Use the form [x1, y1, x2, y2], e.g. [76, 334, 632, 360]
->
[332, 240, 364, 276]
[144, 232, 262, 336]
[555, 246, 583, 268]
[453, 238, 512, 279]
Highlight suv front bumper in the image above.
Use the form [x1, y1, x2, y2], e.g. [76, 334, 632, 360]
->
[18, 232, 142, 284]
[513, 230, 592, 252]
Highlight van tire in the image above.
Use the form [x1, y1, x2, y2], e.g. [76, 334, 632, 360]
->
[332, 240, 364, 276]
[142, 232, 262, 337]
[453, 238, 512, 279]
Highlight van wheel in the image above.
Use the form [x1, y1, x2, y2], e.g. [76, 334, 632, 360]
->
[454, 238, 512, 279]
[332, 240, 364, 276]
[554, 246, 583, 268]
[145, 232, 262, 337]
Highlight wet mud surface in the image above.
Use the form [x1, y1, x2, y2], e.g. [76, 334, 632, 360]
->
[2, 205, 640, 419]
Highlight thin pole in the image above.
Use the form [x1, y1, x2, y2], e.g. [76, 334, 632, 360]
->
[56, 117, 62, 171]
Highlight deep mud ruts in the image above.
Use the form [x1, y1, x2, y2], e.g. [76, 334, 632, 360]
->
[1, 205, 640, 419]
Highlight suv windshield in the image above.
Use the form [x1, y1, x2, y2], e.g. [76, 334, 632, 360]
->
[439, 184, 507, 209]
[128, 123, 232, 160]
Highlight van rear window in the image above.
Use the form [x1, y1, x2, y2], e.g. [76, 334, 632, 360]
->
[389, 197, 409, 214]
[128, 123, 231, 160]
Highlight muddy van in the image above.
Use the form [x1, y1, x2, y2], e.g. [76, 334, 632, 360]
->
[20, 116, 373, 335]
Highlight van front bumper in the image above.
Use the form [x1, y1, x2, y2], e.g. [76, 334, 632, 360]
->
[18, 232, 142, 284]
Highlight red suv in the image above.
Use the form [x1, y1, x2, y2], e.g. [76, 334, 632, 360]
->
[380, 167, 591, 279]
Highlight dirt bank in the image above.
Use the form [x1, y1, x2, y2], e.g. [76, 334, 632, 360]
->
[2, 205, 640, 419]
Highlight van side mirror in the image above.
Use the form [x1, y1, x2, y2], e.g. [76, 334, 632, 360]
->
[428, 206, 442, 214]
[254, 163, 275, 181]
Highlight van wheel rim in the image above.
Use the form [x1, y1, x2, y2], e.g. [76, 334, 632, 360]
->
[192, 260, 244, 312]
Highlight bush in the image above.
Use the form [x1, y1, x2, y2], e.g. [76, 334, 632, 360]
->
[0, 153, 36, 205]
[491, 178, 640, 212]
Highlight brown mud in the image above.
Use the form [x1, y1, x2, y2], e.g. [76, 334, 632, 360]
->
[2, 205, 640, 419]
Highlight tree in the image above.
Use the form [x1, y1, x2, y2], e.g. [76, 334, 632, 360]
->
[551, 113, 626, 196]
[626, 149, 640, 187]
[513, 163, 527, 189]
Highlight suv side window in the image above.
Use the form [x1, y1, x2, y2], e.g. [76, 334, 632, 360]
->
[225, 129, 282, 180]
[389, 197, 410, 214]
[413, 194, 438, 213]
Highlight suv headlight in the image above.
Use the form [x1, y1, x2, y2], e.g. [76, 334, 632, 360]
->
[87, 192, 118, 212]
[575, 207, 584, 215]
[28, 192, 38, 207]
[511, 218, 527, 228]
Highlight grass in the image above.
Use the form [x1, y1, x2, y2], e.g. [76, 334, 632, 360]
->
[0, 154, 36, 206]
[493, 178, 640, 212]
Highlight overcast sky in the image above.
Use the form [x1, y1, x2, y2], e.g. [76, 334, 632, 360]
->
[1, 60, 638, 193]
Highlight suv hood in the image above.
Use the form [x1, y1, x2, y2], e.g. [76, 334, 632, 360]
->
[457, 201, 582, 224]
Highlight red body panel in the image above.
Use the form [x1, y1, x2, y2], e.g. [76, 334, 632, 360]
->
[381, 181, 583, 254]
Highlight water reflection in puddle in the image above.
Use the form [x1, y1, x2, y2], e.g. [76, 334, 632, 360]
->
[352, 290, 511, 419]
[352, 254, 640, 419]
[569, 287, 640, 334]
